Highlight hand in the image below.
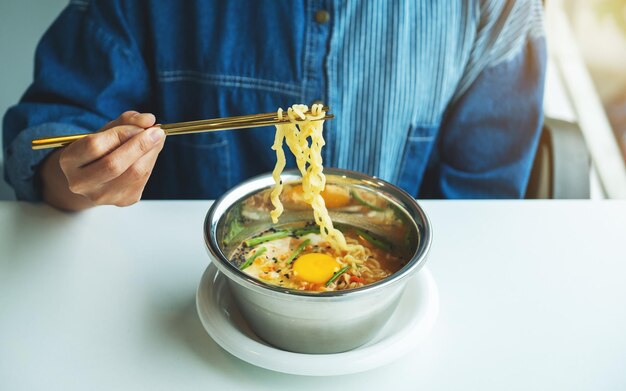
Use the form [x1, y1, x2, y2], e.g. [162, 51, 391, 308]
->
[41, 111, 165, 210]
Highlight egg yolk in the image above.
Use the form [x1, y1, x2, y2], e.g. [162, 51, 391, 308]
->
[293, 253, 340, 284]
[291, 184, 351, 209]
[321, 185, 352, 208]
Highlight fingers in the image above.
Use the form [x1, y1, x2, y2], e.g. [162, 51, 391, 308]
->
[63, 125, 150, 167]
[54, 110, 164, 209]
[101, 111, 138, 131]
[115, 136, 164, 186]
[64, 127, 165, 192]
[76, 127, 165, 187]
[98, 138, 165, 206]
[100, 111, 157, 132]
[62, 111, 158, 167]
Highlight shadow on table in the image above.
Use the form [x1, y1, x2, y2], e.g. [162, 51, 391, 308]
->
[159, 295, 344, 385]
[162, 296, 241, 368]
[161, 296, 266, 382]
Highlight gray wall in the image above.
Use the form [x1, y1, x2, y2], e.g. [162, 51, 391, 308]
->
[0, 0, 68, 200]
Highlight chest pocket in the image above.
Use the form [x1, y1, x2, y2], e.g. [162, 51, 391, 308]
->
[146, 132, 232, 199]
[397, 125, 438, 196]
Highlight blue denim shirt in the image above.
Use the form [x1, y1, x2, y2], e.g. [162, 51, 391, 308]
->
[3, 0, 546, 201]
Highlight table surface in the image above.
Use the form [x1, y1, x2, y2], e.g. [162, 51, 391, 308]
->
[1, 200, 625, 390]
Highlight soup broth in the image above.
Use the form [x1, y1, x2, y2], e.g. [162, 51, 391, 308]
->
[231, 223, 406, 292]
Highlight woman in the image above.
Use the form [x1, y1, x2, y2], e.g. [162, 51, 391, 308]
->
[3, 0, 546, 210]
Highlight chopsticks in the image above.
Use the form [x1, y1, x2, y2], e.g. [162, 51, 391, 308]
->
[31, 107, 334, 150]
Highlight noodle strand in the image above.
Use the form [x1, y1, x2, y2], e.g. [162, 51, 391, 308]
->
[270, 104, 349, 251]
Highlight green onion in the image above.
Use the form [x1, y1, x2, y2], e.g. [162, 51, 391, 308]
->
[239, 247, 267, 270]
[350, 190, 385, 211]
[286, 239, 311, 264]
[325, 265, 350, 287]
[244, 230, 290, 247]
[356, 229, 392, 251]
[293, 226, 319, 237]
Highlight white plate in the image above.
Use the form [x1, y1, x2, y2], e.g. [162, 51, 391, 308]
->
[196, 263, 439, 376]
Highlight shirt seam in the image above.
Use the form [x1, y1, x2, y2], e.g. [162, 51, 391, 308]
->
[157, 70, 302, 97]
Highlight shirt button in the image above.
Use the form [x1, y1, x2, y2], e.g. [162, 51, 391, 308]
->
[315, 10, 330, 24]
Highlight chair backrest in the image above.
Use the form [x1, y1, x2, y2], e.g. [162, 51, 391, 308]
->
[526, 117, 590, 199]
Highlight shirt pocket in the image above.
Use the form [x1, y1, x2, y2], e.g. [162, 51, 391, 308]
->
[149, 133, 232, 199]
[396, 125, 438, 196]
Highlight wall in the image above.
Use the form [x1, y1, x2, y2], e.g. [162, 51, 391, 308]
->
[0, 0, 67, 200]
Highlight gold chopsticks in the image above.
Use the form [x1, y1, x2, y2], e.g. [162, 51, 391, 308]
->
[31, 107, 334, 150]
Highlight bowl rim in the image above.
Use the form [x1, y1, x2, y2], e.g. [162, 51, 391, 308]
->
[204, 168, 432, 300]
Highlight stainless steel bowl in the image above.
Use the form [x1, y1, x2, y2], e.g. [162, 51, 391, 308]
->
[204, 169, 432, 353]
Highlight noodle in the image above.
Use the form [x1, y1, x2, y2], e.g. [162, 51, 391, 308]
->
[270, 104, 349, 251]
[269, 110, 286, 223]
[250, 104, 399, 291]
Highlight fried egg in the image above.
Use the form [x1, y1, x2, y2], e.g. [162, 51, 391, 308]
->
[292, 253, 340, 284]
[241, 233, 340, 288]
[240, 237, 292, 283]
[282, 184, 352, 209]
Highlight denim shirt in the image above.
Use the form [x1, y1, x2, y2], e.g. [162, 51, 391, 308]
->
[3, 0, 546, 201]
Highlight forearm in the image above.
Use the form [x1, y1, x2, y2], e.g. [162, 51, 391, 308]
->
[2, 1, 151, 202]
[40, 150, 94, 211]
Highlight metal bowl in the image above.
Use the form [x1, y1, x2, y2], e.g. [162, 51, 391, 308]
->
[204, 169, 432, 353]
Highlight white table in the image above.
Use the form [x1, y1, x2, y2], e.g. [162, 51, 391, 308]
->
[1, 200, 625, 390]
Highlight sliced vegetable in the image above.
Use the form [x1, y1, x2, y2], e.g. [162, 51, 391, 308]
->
[350, 190, 385, 211]
[325, 265, 350, 287]
[244, 230, 290, 246]
[356, 229, 392, 251]
[240, 247, 267, 270]
[286, 239, 311, 264]
[292, 226, 319, 237]
[349, 275, 365, 283]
